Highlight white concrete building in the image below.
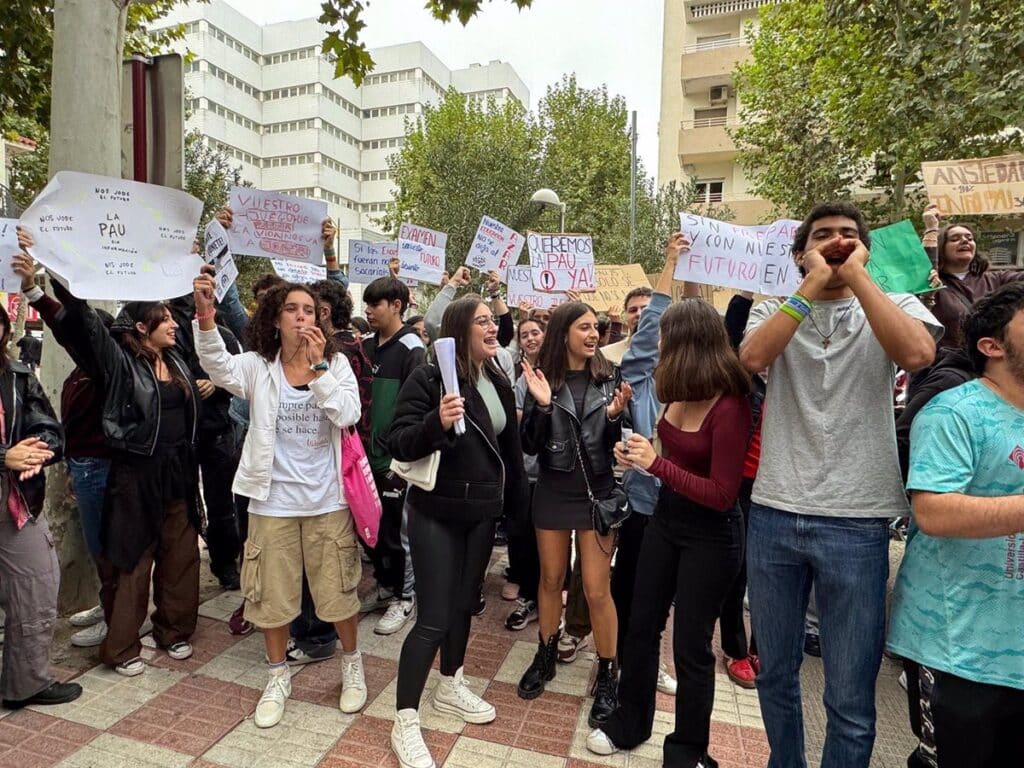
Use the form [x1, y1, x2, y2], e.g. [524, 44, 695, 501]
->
[158, 0, 529, 249]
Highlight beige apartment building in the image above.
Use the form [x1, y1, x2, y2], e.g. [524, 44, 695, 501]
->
[659, 0, 776, 225]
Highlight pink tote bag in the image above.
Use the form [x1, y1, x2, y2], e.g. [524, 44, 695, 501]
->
[341, 427, 381, 547]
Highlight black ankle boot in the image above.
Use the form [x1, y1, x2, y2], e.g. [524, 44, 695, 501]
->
[695, 753, 719, 768]
[588, 656, 618, 727]
[517, 631, 559, 699]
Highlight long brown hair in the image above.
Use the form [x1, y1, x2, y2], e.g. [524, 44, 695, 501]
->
[118, 302, 192, 398]
[247, 282, 337, 362]
[439, 295, 505, 385]
[937, 223, 988, 277]
[655, 299, 749, 403]
[0, 305, 10, 371]
[536, 301, 613, 392]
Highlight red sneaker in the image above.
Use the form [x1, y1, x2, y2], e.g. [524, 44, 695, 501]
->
[751, 655, 761, 674]
[228, 603, 253, 636]
[726, 657, 757, 689]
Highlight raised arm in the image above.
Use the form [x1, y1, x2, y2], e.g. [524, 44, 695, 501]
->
[424, 267, 468, 341]
[309, 351, 361, 429]
[322, 217, 350, 290]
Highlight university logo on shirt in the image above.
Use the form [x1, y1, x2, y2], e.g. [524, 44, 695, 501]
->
[1010, 445, 1024, 470]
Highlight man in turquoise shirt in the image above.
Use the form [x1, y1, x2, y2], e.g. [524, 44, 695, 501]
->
[888, 282, 1024, 768]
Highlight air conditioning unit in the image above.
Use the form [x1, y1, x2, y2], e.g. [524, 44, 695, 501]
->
[709, 85, 729, 105]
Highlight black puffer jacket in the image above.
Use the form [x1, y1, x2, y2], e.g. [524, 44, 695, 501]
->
[52, 280, 198, 455]
[387, 363, 528, 523]
[520, 367, 629, 477]
[0, 361, 63, 517]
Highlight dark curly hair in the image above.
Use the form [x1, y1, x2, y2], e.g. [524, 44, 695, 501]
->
[310, 279, 353, 330]
[246, 282, 337, 362]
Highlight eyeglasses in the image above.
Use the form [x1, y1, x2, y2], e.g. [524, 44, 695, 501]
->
[472, 316, 498, 328]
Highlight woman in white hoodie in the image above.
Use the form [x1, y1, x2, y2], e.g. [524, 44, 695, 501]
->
[193, 272, 365, 729]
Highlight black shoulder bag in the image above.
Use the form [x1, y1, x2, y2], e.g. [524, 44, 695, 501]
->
[572, 422, 630, 549]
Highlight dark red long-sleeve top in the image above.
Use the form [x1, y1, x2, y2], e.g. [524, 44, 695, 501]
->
[648, 393, 751, 512]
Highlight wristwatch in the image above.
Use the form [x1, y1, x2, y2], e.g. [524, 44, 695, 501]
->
[310, 360, 329, 372]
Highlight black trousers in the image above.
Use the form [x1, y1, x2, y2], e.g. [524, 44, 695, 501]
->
[396, 505, 495, 711]
[719, 476, 755, 659]
[906, 664, 1024, 768]
[506, 481, 540, 601]
[197, 429, 241, 579]
[603, 498, 743, 767]
[369, 471, 410, 598]
[610, 511, 652, 657]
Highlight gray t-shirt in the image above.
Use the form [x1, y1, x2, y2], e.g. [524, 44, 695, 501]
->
[745, 294, 943, 518]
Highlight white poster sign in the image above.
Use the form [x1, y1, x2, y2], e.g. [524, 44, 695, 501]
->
[228, 186, 327, 264]
[527, 232, 596, 292]
[398, 222, 446, 285]
[349, 240, 390, 283]
[507, 266, 565, 309]
[203, 219, 238, 302]
[674, 214, 802, 295]
[18, 171, 203, 301]
[0, 219, 24, 292]
[466, 216, 525, 280]
[271, 259, 327, 285]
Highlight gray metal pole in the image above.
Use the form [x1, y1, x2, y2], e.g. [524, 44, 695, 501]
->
[629, 110, 637, 259]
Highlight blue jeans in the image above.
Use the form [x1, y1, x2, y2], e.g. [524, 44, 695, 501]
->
[746, 503, 889, 768]
[67, 457, 111, 562]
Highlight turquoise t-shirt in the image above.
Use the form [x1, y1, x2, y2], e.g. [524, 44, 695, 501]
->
[888, 379, 1024, 689]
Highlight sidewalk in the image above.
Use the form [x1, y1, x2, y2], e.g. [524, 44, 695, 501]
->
[0, 549, 915, 768]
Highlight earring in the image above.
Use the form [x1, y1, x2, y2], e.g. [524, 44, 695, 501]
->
[274, 327, 279, 339]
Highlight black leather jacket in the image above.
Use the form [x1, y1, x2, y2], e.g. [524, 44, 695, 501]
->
[0, 361, 63, 517]
[520, 368, 630, 477]
[388, 363, 528, 523]
[52, 280, 198, 456]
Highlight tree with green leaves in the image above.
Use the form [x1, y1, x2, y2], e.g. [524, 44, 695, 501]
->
[319, 0, 533, 85]
[733, 0, 1024, 223]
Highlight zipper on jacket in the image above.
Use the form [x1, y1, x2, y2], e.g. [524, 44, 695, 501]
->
[145, 359, 162, 457]
[466, 413, 505, 512]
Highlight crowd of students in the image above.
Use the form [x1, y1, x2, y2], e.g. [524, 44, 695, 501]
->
[0, 198, 1021, 768]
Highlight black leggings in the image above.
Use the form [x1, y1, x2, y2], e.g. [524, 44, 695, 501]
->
[396, 504, 496, 711]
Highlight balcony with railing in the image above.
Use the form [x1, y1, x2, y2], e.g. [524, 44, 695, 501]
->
[678, 116, 740, 163]
[685, 0, 776, 21]
[680, 37, 751, 93]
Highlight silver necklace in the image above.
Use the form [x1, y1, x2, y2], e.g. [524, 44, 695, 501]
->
[807, 301, 855, 349]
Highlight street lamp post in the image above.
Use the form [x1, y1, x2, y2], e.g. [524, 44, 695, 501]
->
[530, 188, 566, 233]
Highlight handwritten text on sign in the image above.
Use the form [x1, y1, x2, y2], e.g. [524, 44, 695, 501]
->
[228, 186, 327, 263]
[674, 214, 802, 295]
[270, 259, 327, 284]
[581, 264, 651, 311]
[507, 266, 566, 309]
[466, 216, 525, 281]
[348, 240, 390, 284]
[18, 171, 203, 301]
[398, 223, 446, 285]
[528, 233, 595, 292]
[921, 154, 1024, 216]
[0, 219, 25, 292]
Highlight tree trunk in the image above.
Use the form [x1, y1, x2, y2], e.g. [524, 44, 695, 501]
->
[45, 0, 128, 613]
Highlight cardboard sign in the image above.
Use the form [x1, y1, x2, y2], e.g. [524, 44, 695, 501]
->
[580, 264, 651, 311]
[0, 219, 24, 293]
[867, 220, 934, 294]
[507, 266, 565, 309]
[922, 154, 1024, 216]
[203, 219, 238, 302]
[466, 216, 525, 281]
[228, 186, 327, 263]
[527, 232, 596, 292]
[18, 171, 203, 301]
[674, 214, 802, 295]
[349, 240, 390, 284]
[270, 259, 327, 284]
[398, 223, 446, 285]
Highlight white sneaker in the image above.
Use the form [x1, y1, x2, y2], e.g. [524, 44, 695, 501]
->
[375, 597, 415, 636]
[71, 620, 108, 648]
[255, 669, 291, 728]
[360, 586, 395, 614]
[899, 670, 908, 691]
[115, 657, 146, 677]
[70, 604, 104, 627]
[657, 662, 678, 696]
[391, 708, 435, 768]
[339, 651, 367, 713]
[586, 728, 619, 755]
[166, 641, 193, 660]
[432, 667, 495, 723]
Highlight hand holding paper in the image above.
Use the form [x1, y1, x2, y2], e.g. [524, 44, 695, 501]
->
[433, 337, 465, 435]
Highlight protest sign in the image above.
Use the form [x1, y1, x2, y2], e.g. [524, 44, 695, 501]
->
[228, 186, 327, 263]
[674, 214, 802, 295]
[349, 240, 391, 283]
[18, 171, 203, 301]
[0, 219, 24, 292]
[922, 154, 1024, 216]
[507, 266, 565, 309]
[466, 216, 525, 281]
[527, 232, 596, 292]
[203, 219, 238, 302]
[398, 223, 446, 285]
[866, 220, 933, 294]
[580, 265, 650, 311]
[270, 259, 327, 284]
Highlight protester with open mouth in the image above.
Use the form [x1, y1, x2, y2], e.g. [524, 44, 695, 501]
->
[385, 296, 527, 768]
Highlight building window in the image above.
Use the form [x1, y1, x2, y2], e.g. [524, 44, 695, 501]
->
[692, 107, 728, 127]
[694, 180, 725, 203]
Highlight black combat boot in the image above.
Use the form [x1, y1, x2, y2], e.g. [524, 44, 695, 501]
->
[517, 631, 559, 699]
[588, 656, 619, 727]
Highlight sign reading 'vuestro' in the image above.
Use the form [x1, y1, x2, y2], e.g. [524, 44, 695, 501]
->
[227, 186, 328, 263]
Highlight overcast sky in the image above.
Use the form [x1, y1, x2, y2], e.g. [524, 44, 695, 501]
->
[238, 0, 665, 182]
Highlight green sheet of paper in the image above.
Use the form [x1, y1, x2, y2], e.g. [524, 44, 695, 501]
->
[867, 220, 934, 294]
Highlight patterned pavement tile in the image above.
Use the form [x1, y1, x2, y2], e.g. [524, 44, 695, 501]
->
[567, 705, 670, 766]
[109, 675, 259, 756]
[462, 681, 582, 758]
[197, 591, 244, 623]
[0, 709, 99, 768]
[353, 611, 416, 661]
[444, 736, 569, 768]
[710, 673, 764, 731]
[193, 633, 269, 691]
[202, 699, 351, 767]
[55, 732, 193, 768]
[26, 665, 186, 730]
[290, 652, 397, 710]
[146, 617, 246, 674]
[493, 641, 595, 698]
[317, 714, 458, 768]
[364, 669, 490, 733]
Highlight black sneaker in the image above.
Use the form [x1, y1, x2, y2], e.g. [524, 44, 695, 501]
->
[505, 598, 538, 631]
[216, 569, 241, 591]
[494, 521, 508, 547]
[3, 681, 83, 709]
[695, 754, 719, 768]
[804, 632, 821, 658]
[473, 587, 486, 616]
